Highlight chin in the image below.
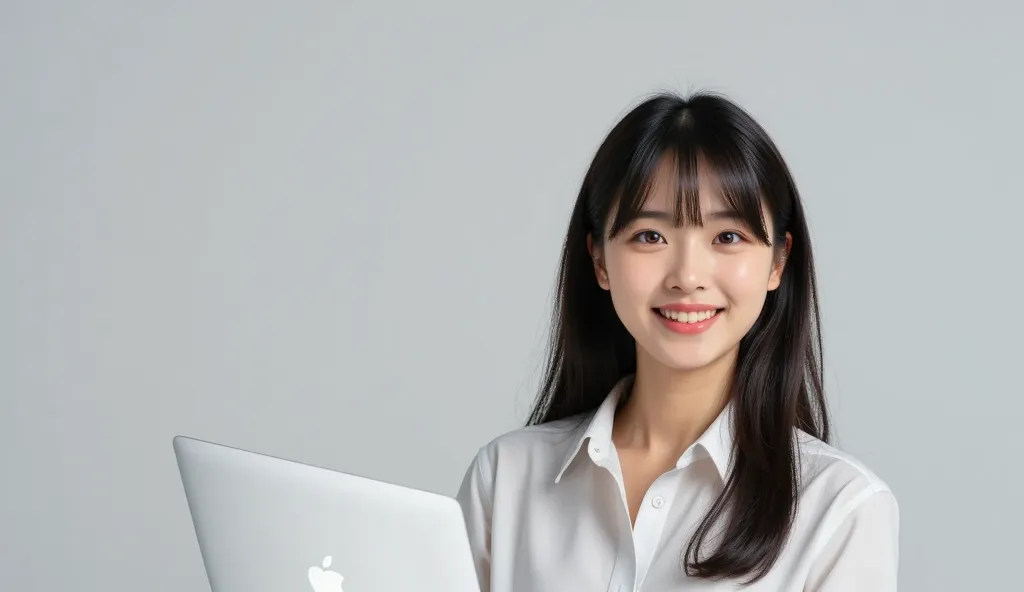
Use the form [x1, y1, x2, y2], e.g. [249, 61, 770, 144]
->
[647, 343, 726, 372]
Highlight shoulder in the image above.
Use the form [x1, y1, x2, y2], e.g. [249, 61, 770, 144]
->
[795, 430, 894, 499]
[462, 415, 587, 481]
[792, 429, 899, 541]
[792, 431, 901, 584]
[458, 411, 593, 499]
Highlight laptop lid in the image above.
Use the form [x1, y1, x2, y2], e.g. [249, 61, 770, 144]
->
[173, 436, 481, 592]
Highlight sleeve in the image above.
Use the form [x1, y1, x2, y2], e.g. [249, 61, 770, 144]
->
[456, 446, 495, 592]
[805, 489, 900, 592]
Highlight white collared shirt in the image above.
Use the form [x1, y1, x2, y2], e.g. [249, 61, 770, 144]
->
[457, 377, 899, 591]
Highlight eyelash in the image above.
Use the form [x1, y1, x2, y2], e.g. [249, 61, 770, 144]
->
[715, 231, 744, 245]
[633, 230, 664, 244]
[630, 230, 745, 245]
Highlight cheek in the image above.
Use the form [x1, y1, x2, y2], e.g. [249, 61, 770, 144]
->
[606, 251, 659, 304]
[718, 255, 773, 300]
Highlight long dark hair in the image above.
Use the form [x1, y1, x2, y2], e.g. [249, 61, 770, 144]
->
[526, 90, 829, 583]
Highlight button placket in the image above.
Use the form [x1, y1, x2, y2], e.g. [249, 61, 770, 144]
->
[602, 444, 636, 592]
[631, 475, 677, 590]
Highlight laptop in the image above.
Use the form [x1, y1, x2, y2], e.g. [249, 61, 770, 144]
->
[172, 435, 481, 592]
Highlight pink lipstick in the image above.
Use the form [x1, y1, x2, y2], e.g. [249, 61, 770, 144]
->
[653, 303, 723, 335]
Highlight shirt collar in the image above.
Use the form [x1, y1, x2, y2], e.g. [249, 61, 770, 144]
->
[554, 374, 735, 483]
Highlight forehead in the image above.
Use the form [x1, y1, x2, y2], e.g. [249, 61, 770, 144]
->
[602, 150, 776, 245]
[643, 157, 732, 215]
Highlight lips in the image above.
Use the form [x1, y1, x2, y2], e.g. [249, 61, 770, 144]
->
[653, 305, 724, 335]
[655, 307, 720, 324]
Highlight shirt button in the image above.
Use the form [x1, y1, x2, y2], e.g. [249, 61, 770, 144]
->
[652, 495, 665, 508]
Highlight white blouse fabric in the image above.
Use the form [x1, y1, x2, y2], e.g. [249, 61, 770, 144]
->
[456, 376, 899, 591]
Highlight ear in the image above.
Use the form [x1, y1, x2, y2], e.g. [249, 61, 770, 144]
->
[767, 232, 791, 291]
[587, 233, 610, 290]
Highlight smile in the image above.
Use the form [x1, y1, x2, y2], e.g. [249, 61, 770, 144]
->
[656, 308, 720, 323]
[653, 307, 723, 334]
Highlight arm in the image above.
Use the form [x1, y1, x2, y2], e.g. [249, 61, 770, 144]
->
[456, 447, 495, 592]
[805, 490, 900, 591]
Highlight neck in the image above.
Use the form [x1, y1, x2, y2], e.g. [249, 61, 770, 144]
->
[612, 346, 736, 457]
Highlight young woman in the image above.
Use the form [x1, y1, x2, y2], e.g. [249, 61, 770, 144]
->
[457, 91, 899, 591]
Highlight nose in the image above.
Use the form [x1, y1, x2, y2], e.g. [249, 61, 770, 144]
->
[664, 238, 709, 293]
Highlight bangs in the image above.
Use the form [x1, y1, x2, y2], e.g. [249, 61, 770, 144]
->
[603, 107, 774, 246]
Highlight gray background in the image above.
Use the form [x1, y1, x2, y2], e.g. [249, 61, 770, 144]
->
[3, 1, 1021, 591]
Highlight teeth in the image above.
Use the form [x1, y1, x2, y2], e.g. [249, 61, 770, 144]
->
[658, 308, 718, 323]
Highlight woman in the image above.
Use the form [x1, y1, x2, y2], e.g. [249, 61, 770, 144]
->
[457, 91, 899, 591]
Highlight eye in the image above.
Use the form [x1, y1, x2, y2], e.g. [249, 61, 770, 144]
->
[631, 230, 665, 245]
[715, 231, 744, 245]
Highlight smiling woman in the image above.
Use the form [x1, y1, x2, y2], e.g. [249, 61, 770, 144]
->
[456, 91, 899, 592]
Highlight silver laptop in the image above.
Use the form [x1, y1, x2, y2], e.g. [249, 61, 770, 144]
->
[173, 435, 481, 592]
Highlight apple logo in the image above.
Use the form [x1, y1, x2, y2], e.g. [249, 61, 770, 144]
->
[308, 555, 344, 592]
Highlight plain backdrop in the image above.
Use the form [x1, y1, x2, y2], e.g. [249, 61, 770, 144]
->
[3, 1, 1022, 590]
